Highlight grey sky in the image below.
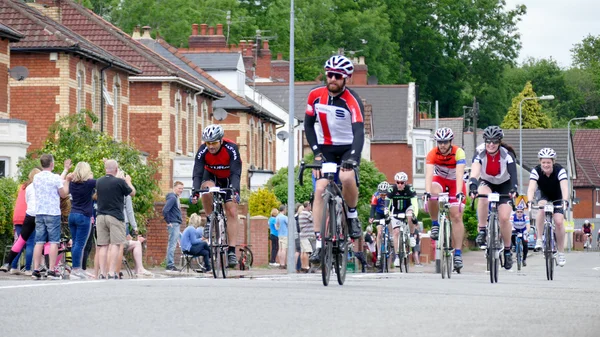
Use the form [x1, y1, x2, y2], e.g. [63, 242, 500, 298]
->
[505, 0, 600, 68]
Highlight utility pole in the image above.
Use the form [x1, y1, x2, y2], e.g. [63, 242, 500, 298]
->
[472, 97, 479, 148]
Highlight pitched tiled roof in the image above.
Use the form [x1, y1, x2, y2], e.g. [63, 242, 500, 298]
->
[139, 38, 284, 125]
[573, 158, 600, 187]
[419, 117, 465, 147]
[254, 83, 410, 141]
[180, 53, 240, 71]
[58, 1, 222, 97]
[0, 22, 23, 41]
[502, 129, 570, 171]
[0, 0, 139, 73]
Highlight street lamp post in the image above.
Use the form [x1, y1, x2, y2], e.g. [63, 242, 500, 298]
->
[566, 115, 599, 220]
[518, 95, 555, 195]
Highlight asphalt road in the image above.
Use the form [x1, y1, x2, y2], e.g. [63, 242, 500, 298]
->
[1, 251, 599, 337]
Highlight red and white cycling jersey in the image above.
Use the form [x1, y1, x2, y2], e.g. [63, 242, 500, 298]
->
[306, 86, 363, 146]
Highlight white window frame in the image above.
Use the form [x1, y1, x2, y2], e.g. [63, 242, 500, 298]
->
[113, 76, 121, 140]
[0, 157, 8, 178]
[596, 188, 600, 206]
[76, 67, 84, 114]
[249, 119, 254, 167]
[414, 138, 427, 176]
[91, 70, 99, 117]
[175, 91, 182, 153]
[187, 98, 194, 156]
[201, 101, 208, 142]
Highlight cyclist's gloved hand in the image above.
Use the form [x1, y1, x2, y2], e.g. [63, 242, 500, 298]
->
[508, 189, 518, 199]
[313, 152, 325, 165]
[231, 187, 241, 204]
[423, 192, 431, 201]
[341, 158, 358, 170]
[562, 199, 569, 209]
[455, 192, 465, 204]
[468, 183, 478, 198]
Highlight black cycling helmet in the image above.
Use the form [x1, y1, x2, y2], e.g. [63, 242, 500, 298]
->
[483, 126, 504, 140]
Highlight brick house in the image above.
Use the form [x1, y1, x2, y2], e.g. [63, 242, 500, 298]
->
[135, 29, 284, 191]
[572, 129, 600, 219]
[1, 0, 140, 155]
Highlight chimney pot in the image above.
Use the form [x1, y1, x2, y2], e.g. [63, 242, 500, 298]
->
[141, 26, 152, 40]
[208, 26, 214, 35]
[217, 24, 223, 36]
[245, 46, 253, 57]
[277, 53, 282, 60]
[131, 25, 141, 39]
[262, 40, 269, 50]
[200, 24, 207, 35]
[359, 56, 365, 64]
[192, 24, 198, 36]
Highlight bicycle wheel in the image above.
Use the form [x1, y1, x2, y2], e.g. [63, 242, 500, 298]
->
[335, 205, 349, 285]
[545, 224, 553, 281]
[209, 213, 220, 279]
[489, 214, 498, 284]
[440, 218, 447, 279]
[444, 220, 451, 279]
[403, 233, 410, 273]
[516, 238, 522, 271]
[321, 194, 333, 286]
[397, 232, 404, 272]
[240, 247, 253, 270]
[219, 221, 229, 279]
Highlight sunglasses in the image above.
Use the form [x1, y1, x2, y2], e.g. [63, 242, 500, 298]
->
[326, 72, 345, 80]
[437, 140, 450, 145]
[396, 181, 405, 185]
[205, 140, 220, 146]
[485, 139, 501, 145]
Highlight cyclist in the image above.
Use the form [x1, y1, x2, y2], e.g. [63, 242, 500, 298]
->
[387, 172, 418, 267]
[305, 55, 365, 263]
[468, 126, 518, 270]
[582, 220, 592, 248]
[424, 127, 466, 271]
[191, 124, 242, 267]
[369, 181, 390, 268]
[526, 148, 569, 267]
[511, 206, 530, 266]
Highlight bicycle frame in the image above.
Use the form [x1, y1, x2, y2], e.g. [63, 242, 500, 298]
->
[378, 218, 390, 273]
[392, 212, 411, 273]
[431, 193, 453, 279]
[531, 200, 563, 281]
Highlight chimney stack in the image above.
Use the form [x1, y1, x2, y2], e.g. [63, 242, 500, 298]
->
[188, 23, 227, 49]
[349, 56, 368, 85]
[271, 53, 290, 83]
[255, 40, 272, 79]
[131, 26, 141, 39]
[141, 26, 152, 40]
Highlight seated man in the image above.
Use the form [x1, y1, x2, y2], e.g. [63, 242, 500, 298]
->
[582, 220, 592, 248]
[181, 214, 211, 272]
[123, 234, 153, 277]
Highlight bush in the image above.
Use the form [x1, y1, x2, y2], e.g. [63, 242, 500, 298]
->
[463, 197, 479, 241]
[181, 198, 203, 218]
[249, 188, 280, 217]
[0, 178, 19, 245]
[17, 110, 160, 233]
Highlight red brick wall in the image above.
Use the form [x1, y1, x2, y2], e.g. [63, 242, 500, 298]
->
[130, 82, 162, 106]
[249, 216, 269, 267]
[371, 143, 413, 182]
[144, 202, 188, 266]
[573, 188, 600, 218]
[11, 86, 60, 150]
[0, 39, 8, 115]
[11, 53, 59, 77]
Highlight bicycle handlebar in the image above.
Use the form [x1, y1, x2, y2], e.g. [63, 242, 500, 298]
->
[192, 187, 235, 198]
[470, 193, 515, 211]
[298, 160, 359, 186]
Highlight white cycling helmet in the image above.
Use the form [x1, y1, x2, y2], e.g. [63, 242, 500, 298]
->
[378, 181, 390, 193]
[324, 55, 354, 77]
[538, 148, 556, 159]
[394, 172, 408, 182]
[434, 127, 454, 141]
[584, 220, 590, 224]
[202, 124, 224, 142]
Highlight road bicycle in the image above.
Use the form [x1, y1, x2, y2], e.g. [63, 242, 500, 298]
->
[299, 160, 359, 286]
[238, 244, 253, 271]
[530, 200, 565, 281]
[512, 230, 525, 271]
[195, 186, 235, 279]
[430, 192, 454, 279]
[377, 217, 391, 273]
[392, 212, 411, 273]
[472, 193, 512, 284]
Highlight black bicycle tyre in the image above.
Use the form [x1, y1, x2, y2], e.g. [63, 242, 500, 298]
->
[335, 202, 349, 285]
[209, 213, 219, 279]
[545, 224, 553, 281]
[321, 194, 333, 286]
[242, 247, 254, 269]
[382, 233, 389, 273]
[398, 232, 404, 272]
[444, 219, 451, 279]
[440, 218, 447, 279]
[516, 238, 522, 271]
[403, 233, 410, 273]
[489, 213, 497, 284]
[219, 219, 229, 279]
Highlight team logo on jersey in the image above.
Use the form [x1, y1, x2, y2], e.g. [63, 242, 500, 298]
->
[197, 146, 208, 159]
[208, 165, 230, 170]
[335, 109, 346, 119]
[224, 143, 238, 161]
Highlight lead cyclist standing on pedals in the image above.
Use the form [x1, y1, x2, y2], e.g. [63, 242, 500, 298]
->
[526, 148, 569, 267]
[424, 127, 466, 272]
[468, 126, 518, 270]
[305, 55, 365, 264]
[387, 172, 418, 267]
[191, 125, 242, 268]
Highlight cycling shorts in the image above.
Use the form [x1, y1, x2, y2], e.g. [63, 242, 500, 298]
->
[201, 171, 234, 203]
[479, 180, 512, 205]
[432, 176, 466, 205]
[391, 207, 414, 229]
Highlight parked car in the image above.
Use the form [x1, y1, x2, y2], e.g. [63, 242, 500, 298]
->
[527, 227, 537, 250]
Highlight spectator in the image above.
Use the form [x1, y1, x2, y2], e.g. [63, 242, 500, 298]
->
[364, 225, 376, 266]
[122, 234, 153, 277]
[268, 208, 279, 267]
[1, 168, 41, 275]
[412, 226, 422, 267]
[276, 205, 288, 268]
[294, 204, 304, 272]
[181, 213, 211, 273]
[582, 220, 592, 248]
[96, 160, 135, 279]
[31, 154, 69, 280]
[298, 201, 314, 272]
[64, 161, 96, 280]
[163, 181, 184, 271]
[115, 169, 139, 278]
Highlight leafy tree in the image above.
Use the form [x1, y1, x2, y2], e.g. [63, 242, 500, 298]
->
[0, 178, 19, 248]
[501, 81, 551, 129]
[248, 188, 280, 217]
[571, 34, 600, 71]
[17, 111, 160, 233]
